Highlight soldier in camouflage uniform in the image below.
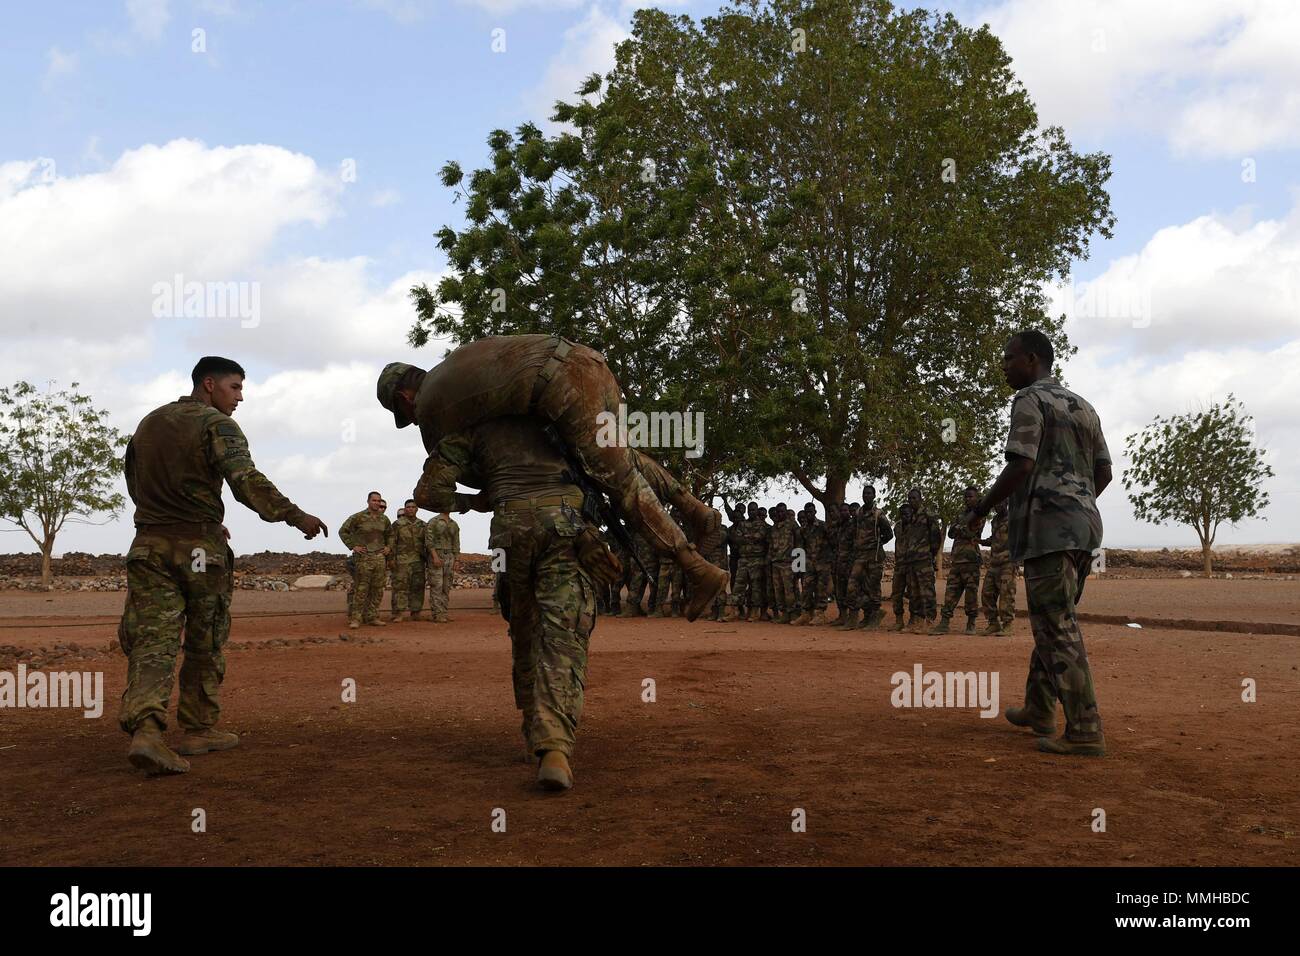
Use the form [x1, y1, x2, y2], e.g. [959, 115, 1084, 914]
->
[388, 499, 427, 622]
[755, 506, 773, 621]
[844, 485, 894, 630]
[724, 501, 765, 621]
[117, 356, 326, 775]
[794, 507, 831, 625]
[889, 503, 923, 630]
[424, 511, 461, 623]
[340, 493, 392, 628]
[414, 413, 617, 791]
[828, 502, 855, 623]
[963, 330, 1112, 756]
[696, 504, 728, 621]
[621, 530, 658, 616]
[649, 506, 687, 617]
[601, 527, 626, 615]
[377, 337, 727, 621]
[980, 501, 1016, 634]
[767, 504, 802, 624]
[904, 488, 941, 627]
[933, 486, 984, 635]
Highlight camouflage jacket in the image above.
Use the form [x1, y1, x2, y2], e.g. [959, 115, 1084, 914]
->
[1004, 377, 1111, 562]
[124, 396, 304, 528]
[801, 517, 832, 568]
[984, 510, 1012, 566]
[947, 516, 983, 566]
[733, 518, 767, 560]
[425, 514, 461, 555]
[851, 506, 893, 562]
[695, 509, 727, 565]
[339, 511, 391, 553]
[833, 513, 856, 564]
[389, 515, 427, 564]
[768, 515, 802, 566]
[896, 509, 940, 565]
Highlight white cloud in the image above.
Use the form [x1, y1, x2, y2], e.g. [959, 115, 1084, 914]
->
[526, 2, 628, 125]
[972, 0, 1300, 156]
[126, 0, 171, 41]
[1051, 201, 1300, 356]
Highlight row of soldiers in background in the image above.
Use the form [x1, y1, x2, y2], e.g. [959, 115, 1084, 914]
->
[337, 492, 461, 628]
[592, 485, 1016, 635]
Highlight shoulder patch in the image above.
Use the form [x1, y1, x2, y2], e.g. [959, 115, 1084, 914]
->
[215, 422, 243, 438]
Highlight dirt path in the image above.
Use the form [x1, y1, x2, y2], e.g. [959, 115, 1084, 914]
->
[1, 587, 1295, 866]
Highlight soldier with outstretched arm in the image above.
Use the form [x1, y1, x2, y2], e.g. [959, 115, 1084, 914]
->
[117, 357, 326, 776]
[961, 330, 1113, 757]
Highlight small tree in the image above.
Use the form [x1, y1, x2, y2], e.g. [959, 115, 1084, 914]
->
[1123, 395, 1272, 577]
[0, 381, 127, 589]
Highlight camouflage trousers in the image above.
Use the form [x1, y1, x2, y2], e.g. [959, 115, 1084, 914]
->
[390, 558, 426, 615]
[769, 562, 797, 614]
[940, 563, 981, 622]
[655, 558, 684, 612]
[802, 564, 833, 612]
[892, 561, 935, 619]
[847, 556, 884, 616]
[426, 550, 455, 620]
[704, 548, 728, 616]
[728, 555, 765, 609]
[117, 527, 232, 734]
[350, 552, 386, 624]
[834, 557, 853, 610]
[624, 537, 658, 612]
[981, 562, 1017, 627]
[491, 504, 596, 758]
[1022, 550, 1103, 742]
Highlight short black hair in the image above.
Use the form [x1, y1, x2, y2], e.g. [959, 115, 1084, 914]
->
[1013, 329, 1054, 368]
[191, 356, 245, 387]
[368, 491, 382, 501]
[405, 499, 416, 507]
[864, 484, 876, 493]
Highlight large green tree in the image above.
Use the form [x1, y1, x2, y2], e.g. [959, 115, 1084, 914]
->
[0, 381, 127, 588]
[411, 0, 1113, 505]
[1123, 395, 1273, 578]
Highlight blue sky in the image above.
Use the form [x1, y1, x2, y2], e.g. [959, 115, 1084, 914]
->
[2, 0, 1298, 556]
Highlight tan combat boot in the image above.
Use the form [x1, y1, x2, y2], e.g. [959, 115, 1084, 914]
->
[681, 548, 729, 622]
[392, 611, 410, 623]
[1004, 706, 1057, 737]
[619, 604, 641, 618]
[537, 750, 574, 791]
[367, 618, 388, 627]
[127, 717, 190, 776]
[964, 617, 978, 635]
[1037, 735, 1107, 757]
[176, 727, 241, 756]
[647, 607, 664, 619]
[929, 616, 951, 635]
[792, 610, 812, 626]
[980, 619, 1000, 635]
[722, 605, 740, 622]
[892, 615, 906, 632]
[810, 609, 828, 626]
[348, 620, 360, 630]
[747, 608, 762, 623]
[838, 608, 859, 629]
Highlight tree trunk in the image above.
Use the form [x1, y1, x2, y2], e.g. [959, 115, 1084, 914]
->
[1202, 541, 1213, 579]
[823, 472, 848, 508]
[40, 538, 54, 590]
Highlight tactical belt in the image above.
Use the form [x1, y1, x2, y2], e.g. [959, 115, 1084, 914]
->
[498, 494, 583, 512]
[135, 521, 224, 536]
[528, 337, 573, 413]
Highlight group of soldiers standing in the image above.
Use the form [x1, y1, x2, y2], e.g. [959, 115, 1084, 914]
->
[338, 491, 461, 629]
[597, 484, 1018, 636]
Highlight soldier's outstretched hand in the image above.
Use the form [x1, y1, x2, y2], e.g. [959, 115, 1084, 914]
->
[294, 513, 329, 539]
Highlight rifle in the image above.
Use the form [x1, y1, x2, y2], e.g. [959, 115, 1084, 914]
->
[542, 424, 650, 581]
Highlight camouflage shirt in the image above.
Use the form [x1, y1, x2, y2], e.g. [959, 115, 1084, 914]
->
[1004, 377, 1111, 562]
[339, 511, 391, 553]
[768, 515, 802, 566]
[947, 517, 983, 566]
[389, 515, 427, 563]
[695, 509, 727, 565]
[985, 510, 1011, 566]
[896, 509, 940, 565]
[124, 396, 304, 528]
[425, 514, 461, 555]
[801, 517, 832, 568]
[832, 513, 856, 563]
[851, 506, 893, 561]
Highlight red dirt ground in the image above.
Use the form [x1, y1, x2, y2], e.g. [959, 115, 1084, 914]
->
[0, 580, 1296, 866]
